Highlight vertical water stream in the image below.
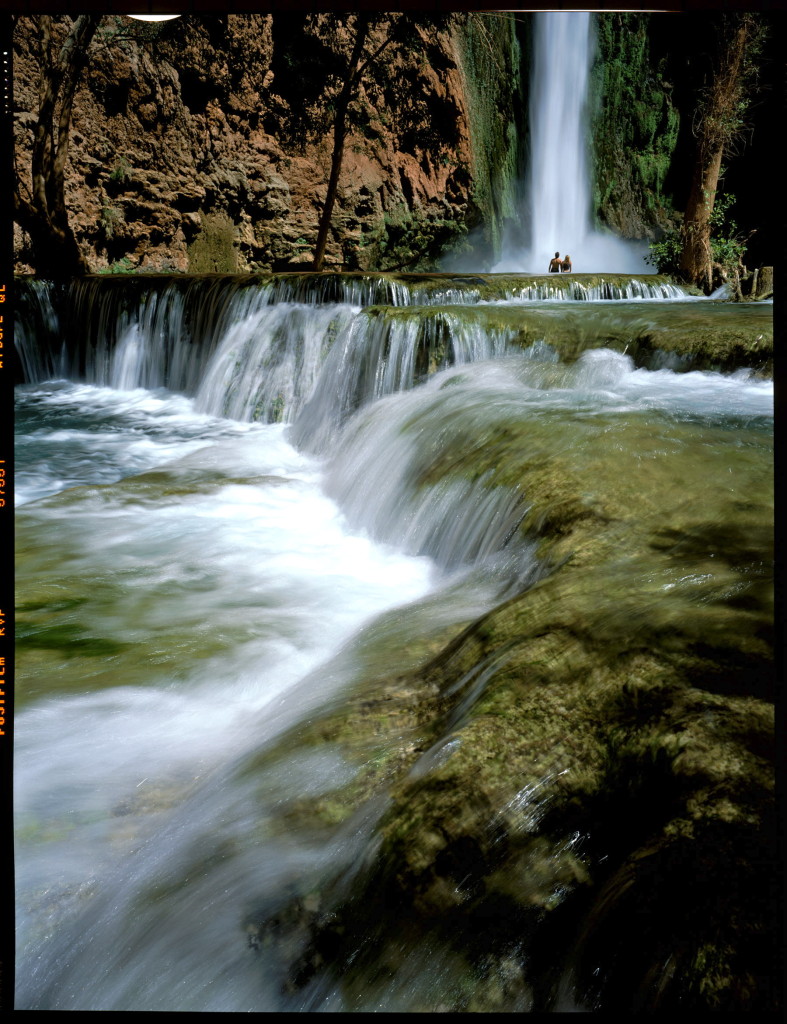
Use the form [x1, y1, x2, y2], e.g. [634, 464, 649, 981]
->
[494, 12, 649, 273]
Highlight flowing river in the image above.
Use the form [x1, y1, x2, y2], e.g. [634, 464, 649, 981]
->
[13, 274, 775, 1011]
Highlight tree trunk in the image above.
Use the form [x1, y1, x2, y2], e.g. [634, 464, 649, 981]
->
[679, 146, 723, 293]
[15, 14, 101, 277]
[312, 15, 369, 273]
[678, 15, 757, 293]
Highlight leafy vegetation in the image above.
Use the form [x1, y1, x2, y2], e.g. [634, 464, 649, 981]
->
[108, 155, 131, 183]
[646, 190, 749, 289]
[99, 203, 124, 241]
[590, 13, 681, 233]
[97, 256, 135, 274]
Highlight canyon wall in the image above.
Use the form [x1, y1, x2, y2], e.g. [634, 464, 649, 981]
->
[13, 12, 776, 276]
[13, 13, 522, 274]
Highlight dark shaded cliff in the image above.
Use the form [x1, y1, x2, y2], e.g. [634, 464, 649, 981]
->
[590, 11, 779, 270]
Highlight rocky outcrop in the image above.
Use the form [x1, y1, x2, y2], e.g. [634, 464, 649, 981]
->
[13, 13, 521, 274]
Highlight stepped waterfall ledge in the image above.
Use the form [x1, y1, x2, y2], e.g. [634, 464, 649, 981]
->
[13, 271, 776, 1012]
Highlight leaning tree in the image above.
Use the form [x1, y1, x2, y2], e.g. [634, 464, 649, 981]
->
[310, 12, 454, 273]
[678, 13, 767, 293]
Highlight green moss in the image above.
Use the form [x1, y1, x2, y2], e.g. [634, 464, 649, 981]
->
[355, 294, 773, 376]
[16, 622, 131, 658]
[454, 13, 523, 261]
[590, 13, 682, 232]
[187, 211, 239, 273]
[97, 256, 135, 275]
[108, 154, 131, 183]
[354, 206, 474, 273]
[235, 354, 773, 1008]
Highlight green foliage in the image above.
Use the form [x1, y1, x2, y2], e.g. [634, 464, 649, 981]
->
[98, 256, 135, 274]
[591, 14, 681, 228]
[109, 155, 131, 183]
[645, 192, 748, 279]
[346, 204, 469, 272]
[709, 189, 734, 231]
[644, 230, 682, 274]
[454, 13, 522, 258]
[99, 204, 124, 241]
[709, 193, 748, 277]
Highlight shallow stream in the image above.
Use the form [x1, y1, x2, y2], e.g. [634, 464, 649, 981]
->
[14, 274, 774, 1010]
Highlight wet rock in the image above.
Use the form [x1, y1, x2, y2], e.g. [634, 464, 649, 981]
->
[750, 266, 774, 300]
[243, 376, 774, 1011]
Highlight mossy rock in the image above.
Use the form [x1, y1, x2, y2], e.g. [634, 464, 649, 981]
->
[238, 381, 774, 1009]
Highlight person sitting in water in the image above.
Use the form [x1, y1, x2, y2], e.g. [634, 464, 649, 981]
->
[548, 252, 562, 273]
[561, 254, 572, 273]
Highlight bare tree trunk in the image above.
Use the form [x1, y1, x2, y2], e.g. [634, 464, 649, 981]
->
[311, 15, 369, 273]
[678, 15, 756, 292]
[15, 14, 101, 277]
[679, 147, 723, 293]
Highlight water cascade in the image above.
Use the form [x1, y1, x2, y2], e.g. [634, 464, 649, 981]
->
[13, 270, 775, 1012]
[494, 12, 650, 273]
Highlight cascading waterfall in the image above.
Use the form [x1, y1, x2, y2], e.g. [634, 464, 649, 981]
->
[290, 307, 512, 455]
[13, 269, 774, 1012]
[494, 12, 649, 273]
[16, 271, 693, 430]
[193, 302, 360, 424]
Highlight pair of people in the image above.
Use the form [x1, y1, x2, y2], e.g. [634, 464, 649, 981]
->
[548, 252, 572, 273]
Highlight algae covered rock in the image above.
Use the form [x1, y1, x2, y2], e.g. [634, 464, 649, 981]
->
[242, 356, 774, 1011]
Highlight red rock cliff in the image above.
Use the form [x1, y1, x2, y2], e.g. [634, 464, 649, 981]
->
[13, 13, 522, 274]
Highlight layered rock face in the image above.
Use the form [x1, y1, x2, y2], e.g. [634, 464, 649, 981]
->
[13, 13, 521, 274]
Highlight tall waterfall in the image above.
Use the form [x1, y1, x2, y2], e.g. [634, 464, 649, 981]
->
[494, 12, 649, 274]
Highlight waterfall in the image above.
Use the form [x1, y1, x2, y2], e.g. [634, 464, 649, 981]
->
[529, 13, 594, 263]
[494, 12, 649, 274]
[14, 272, 694, 427]
[12, 271, 775, 1012]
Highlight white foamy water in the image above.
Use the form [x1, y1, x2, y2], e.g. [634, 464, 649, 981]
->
[14, 332, 773, 1011]
[560, 349, 774, 419]
[14, 383, 444, 1005]
[14, 382, 291, 503]
[494, 12, 649, 274]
